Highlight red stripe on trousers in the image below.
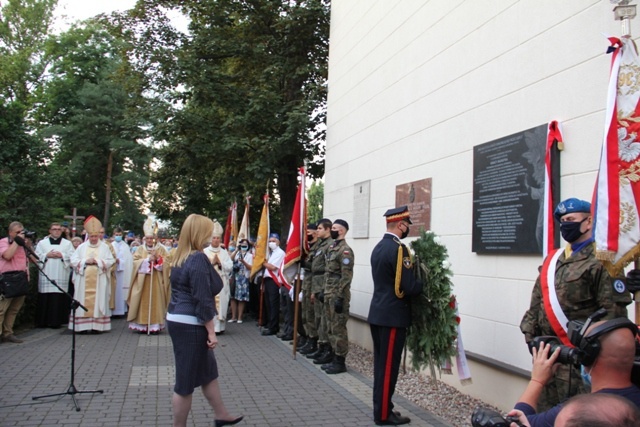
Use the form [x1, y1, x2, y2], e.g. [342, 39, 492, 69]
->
[381, 327, 397, 420]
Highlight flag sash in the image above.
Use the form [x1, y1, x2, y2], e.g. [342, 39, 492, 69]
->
[540, 248, 572, 346]
[543, 121, 562, 258]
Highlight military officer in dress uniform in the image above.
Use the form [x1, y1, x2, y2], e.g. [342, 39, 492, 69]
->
[368, 206, 423, 426]
[520, 198, 631, 411]
[320, 219, 354, 375]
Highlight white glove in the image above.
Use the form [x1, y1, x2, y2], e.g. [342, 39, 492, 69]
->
[299, 290, 304, 302]
[289, 286, 294, 301]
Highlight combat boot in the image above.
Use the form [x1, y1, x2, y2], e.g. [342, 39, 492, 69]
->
[306, 342, 326, 359]
[321, 354, 337, 370]
[299, 337, 318, 355]
[313, 346, 334, 365]
[324, 355, 347, 374]
[296, 335, 308, 348]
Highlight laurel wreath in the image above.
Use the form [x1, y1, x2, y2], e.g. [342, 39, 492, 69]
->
[406, 229, 458, 378]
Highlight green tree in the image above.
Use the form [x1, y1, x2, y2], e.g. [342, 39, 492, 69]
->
[37, 21, 152, 230]
[307, 180, 324, 224]
[113, 0, 329, 238]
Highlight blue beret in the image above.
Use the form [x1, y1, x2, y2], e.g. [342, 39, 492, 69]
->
[269, 232, 280, 240]
[554, 198, 591, 222]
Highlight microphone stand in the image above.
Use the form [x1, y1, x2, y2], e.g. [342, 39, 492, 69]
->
[26, 241, 104, 411]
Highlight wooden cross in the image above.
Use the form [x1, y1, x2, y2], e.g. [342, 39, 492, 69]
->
[64, 208, 85, 238]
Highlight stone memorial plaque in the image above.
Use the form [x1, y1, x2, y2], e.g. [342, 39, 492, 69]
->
[472, 124, 560, 254]
[395, 178, 432, 236]
[353, 180, 370, 238]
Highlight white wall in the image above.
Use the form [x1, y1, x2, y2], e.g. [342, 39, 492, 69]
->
[325, 0, 639, 405]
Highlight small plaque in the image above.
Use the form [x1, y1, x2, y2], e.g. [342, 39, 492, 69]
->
[395, 178, 432, 236]
[352, 181, 370, 238]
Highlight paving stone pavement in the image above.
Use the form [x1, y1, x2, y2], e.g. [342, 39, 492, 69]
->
[0, 317, 451, 426]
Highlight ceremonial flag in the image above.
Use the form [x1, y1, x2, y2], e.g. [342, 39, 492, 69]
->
[279, 167, 309, 289]
[543, 121, 563, 258]
[250, 194, 270, 282]
[223, 204, 233, 248]
[238, 196, 251, 242]
[230, 201, 238, 243]
[594, 37, 640, 276]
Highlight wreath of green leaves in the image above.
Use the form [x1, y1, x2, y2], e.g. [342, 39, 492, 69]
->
[407, 229, 458, 377]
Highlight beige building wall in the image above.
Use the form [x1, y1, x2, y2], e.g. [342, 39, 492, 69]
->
[325, 0, 638, 409]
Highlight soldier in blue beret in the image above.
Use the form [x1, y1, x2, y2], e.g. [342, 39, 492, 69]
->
[521, 198, 631, 410]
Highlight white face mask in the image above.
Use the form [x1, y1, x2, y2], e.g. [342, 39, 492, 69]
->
[268, 242, 277, 251]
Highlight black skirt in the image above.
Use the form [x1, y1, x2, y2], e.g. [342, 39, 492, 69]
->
[167, 320, 219, 395]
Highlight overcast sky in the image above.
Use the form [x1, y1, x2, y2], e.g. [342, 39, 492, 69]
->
[54, 0, 188, 32]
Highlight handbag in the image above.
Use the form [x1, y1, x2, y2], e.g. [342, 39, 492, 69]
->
[0, 270, 29, 298]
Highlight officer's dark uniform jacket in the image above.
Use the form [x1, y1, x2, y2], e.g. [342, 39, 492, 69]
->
[368, 233, 422, 328]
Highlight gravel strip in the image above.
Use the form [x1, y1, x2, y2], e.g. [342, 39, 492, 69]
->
[348, 342, 502, 427]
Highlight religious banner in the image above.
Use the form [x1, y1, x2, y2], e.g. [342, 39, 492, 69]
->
[594, 36, 640, 276]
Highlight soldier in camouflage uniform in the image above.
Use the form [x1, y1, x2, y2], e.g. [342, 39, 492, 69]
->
[298, 223, 318, 354]
[306, 219, 333, 362]
[520, 198, 631, 411]
[321, 219, 354, 375]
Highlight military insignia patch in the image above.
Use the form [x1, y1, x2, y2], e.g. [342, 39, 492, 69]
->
[403, 257, 411, 268]
[343, 258, 350, 265]
[613, 279, 626, 294]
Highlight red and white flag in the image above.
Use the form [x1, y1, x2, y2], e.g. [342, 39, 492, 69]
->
[279, 167, 309, 290]
[223, 204, 233, 248]
[594, 37, 640, 275]
[543, 121, 563, 258]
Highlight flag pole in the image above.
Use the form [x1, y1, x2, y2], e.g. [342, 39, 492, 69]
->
[292, 166, 306, 358]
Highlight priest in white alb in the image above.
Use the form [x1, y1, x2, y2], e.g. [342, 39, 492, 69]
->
[69, 216, 115, 332]
[35, 222, 75, 328]
[204, 220, 233, 334]
[111, 226, 133, 317]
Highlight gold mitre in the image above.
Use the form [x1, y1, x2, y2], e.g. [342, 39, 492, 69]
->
[84, 216, 102, 235]
[212, 219, 223, 237]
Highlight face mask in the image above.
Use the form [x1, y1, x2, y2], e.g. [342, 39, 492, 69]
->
[114, 236, 123, 243]
[228, 246, 236, 252]
[268, 242, 277, 250]
[330, 230, 340, 240]
[240, 246, 248, 251]
[560, 217, 588, 243]
[580, 365, 592, 388]
[400, 225, 410, 240]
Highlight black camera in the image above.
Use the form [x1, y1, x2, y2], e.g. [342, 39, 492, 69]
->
[529, 336, 580, 365]
[471, 407, 524, 427]
[21, 229, 37, 240]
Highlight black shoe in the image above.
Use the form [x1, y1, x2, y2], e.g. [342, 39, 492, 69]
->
[325, 356, 347, 374]
[306, 342, 326, 359]
[276, 331, 285, 338]
[261, 329, 276, 336]
[313, 349, 333, 365]
[214, 415, 244, 427]
[374, 413, 411, 426]
[280, 334, 293, 341]
[299, 338, 318, 354]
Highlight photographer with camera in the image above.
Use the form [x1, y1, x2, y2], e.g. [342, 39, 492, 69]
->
[0, 222, 32, 343]
[520, 198, 632, 410]
[507, 317, 640, 427]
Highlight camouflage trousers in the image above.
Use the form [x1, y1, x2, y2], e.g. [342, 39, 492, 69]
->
[315, 295, 328, 343]
[537, 363, 588, 411]
[324, 288, 350, 357]
[302, 281, 317, 338]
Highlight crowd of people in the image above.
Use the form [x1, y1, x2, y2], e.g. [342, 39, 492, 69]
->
[5, 197, 638, 426]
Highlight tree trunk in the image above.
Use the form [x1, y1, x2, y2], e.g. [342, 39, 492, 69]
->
[104, 150, 113, 229]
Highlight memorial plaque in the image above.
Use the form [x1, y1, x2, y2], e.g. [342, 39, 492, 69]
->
[395, 178, 432, 236]
[472, 124, 560, 254]
[352, 180, 370, 239]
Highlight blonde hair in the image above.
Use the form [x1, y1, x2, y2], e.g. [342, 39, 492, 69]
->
[171, 214, 214, 267]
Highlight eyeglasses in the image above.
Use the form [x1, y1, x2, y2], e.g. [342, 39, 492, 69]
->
[50, 228, 62, 231]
